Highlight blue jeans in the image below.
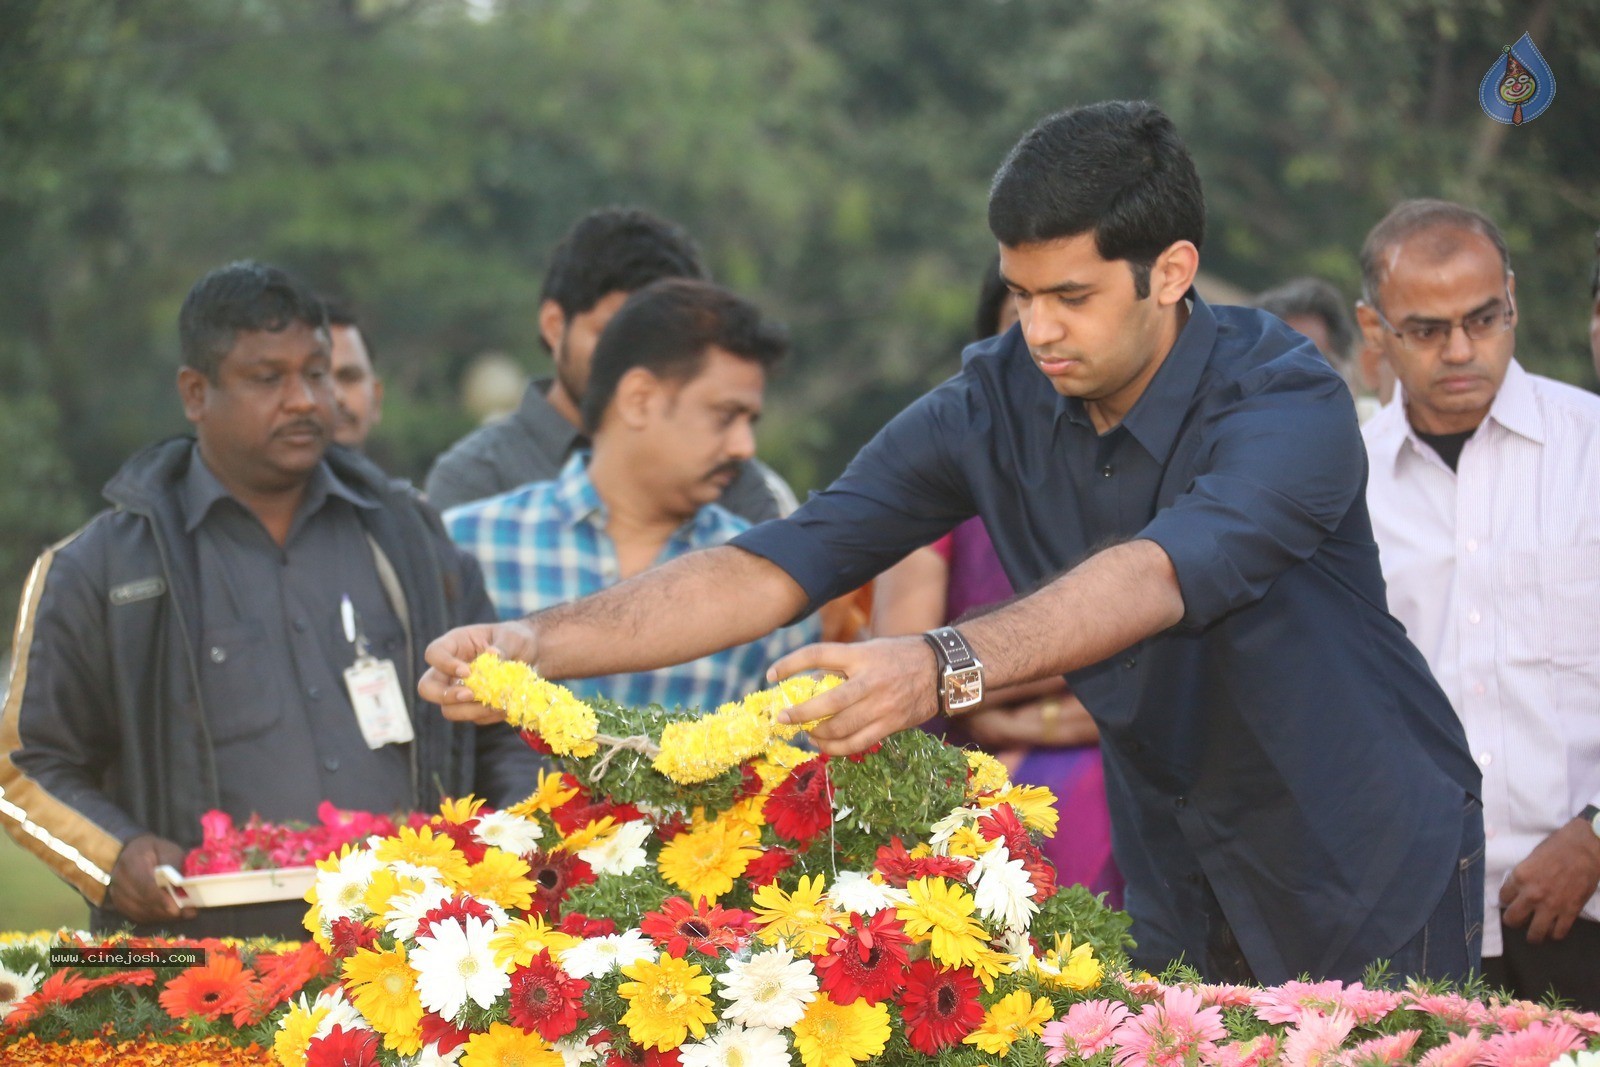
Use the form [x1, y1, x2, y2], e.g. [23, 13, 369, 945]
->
[1387, 796, 1486, 983]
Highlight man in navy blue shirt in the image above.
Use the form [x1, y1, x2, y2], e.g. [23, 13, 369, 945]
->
[422, 101, 1483, 984]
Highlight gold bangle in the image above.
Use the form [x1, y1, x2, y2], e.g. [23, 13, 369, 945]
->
[1039, 698, 1064, 745]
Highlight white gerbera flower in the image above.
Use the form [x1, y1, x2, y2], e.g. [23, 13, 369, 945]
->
[926, 806, 984, 855]
[970, 843, 1038, 931]
[410, 1041, 464, 1066]
[717, 946, 818, 1029]
[1551, 1053, 1600, 1067]
[995, 928, 1034, 972]
[384, 882, 456, 941]
[559, 929, 657, 979]
[0, 962, 43, 1015]
[410, 915, 509, 1019]
[577, 819, 652, 876]
[678, 1023, 792, 1067]
[311, 986, 371, 1038]
[826, 870, 909, 915]
[314, 848, 382, 923]
[555, 1030, 604, 1066]
[473, 810, 544, 855]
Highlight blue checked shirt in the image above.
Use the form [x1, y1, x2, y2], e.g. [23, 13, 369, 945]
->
[443, 454, 818, 712]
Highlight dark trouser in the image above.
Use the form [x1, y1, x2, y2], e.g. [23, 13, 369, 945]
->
[1203, 796, 1484, 984]
[1482, 918, 1600, 1012]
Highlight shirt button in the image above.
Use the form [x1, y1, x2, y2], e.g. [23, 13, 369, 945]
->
[1175, 796, 1188, 809]
[1467, 609, 1481, 625]
[292, 618, 308, 633]
[308, 686, 322, 700]
[1101, 465, 1114, 478]
[1465, 539, 1478, 553]
[1477, 752, 1493, 767]
[323, 756, 340, 772]
[209, 647, 227, 664]
[1485, 824, 1497, 839]
[1473, 682, 1486, 696]
[1123, 657, 1137, 670]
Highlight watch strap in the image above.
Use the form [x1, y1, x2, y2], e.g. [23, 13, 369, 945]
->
[924, 626, 977, 670]
[1582, 804, 1600, 838]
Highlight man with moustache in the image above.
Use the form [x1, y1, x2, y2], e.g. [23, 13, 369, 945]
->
[0, 261, 539, 938]
[444, 278, 816, 709]
[1359, 201, 1600, 1008]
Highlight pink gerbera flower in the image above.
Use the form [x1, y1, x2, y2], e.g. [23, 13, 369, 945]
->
[1111, 987, 1227, 1067]
[1203, 1034, 1279, 1067]
[1479, 1021, 1584, 1067]
[1043, 1000, 1133, 1063]
[1254, 981, 1347, 1025]
[1417, 1030, 1487, 1067]
[1197, 983, 1256, 1009]
[1490, 999, 1554, 1032]
[1404, 987, 1493, 1028]
[1559, 1009, 1600, 1039]
[1280, 1008, 1357, 1067]
[1345, 1029, 1420, 1066]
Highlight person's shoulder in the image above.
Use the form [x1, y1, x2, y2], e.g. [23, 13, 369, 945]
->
[1210, 303, 1338, 390]
[697, 501, 753, 541]
[1526, 368, 1600, 419]
[442, 479, 558, 528]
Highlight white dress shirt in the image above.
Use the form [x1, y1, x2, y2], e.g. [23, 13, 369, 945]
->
[1363, 359, 1600, 956]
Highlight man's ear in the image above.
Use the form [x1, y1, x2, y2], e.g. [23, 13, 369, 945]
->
[1152, 241, 1200, 306]
[177, 366, 209, 425]
[538, 299, 567, 354]
[609, 367, 663, 430]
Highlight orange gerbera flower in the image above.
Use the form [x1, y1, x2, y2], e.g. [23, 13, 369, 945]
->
[158, 953, 257, 1021]
[232, 942, 333, 1026]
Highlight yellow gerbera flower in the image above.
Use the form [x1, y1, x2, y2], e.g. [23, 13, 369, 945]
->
[510, 768, 581, 817]
[617, 954, 718, 1051]
[968, 941, 1020, 992]
[945, 824, 995, 859]
[272, 1000, 328, 1067]
[341, 944, 424, 1055]
[896, 877, 990, 968]
[373, 826, 471, 886]
[792, 991, 891, 1067]
[978, 783, 1060, 836]
[555, 814, 618, 854]
[438, 794, 488, 825]
[459, 848, 536, 911]
[361, 867, 427, 921]
[490, 915, 582, 970]
[963, 988, 1053, 1055]
[965, 750, 1011, 795]
[656, 813, 761, 903]
[752, 873, 844, 954]
[460, 1021, 564, 1067]
[1032, 932, 1104, 990]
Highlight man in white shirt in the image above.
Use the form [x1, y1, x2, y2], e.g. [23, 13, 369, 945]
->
[1359, 199, 1600, 1009]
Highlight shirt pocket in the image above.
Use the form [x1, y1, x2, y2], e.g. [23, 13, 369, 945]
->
[1542, 542, 1600, 677]
[199, 620, 285, 744]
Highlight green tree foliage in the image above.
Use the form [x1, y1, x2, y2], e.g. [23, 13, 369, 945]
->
[2, 0, 1598, 628]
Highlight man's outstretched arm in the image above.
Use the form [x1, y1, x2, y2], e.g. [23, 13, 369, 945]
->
[770, 538, 1186, 754]
[419, 545, 809, 722]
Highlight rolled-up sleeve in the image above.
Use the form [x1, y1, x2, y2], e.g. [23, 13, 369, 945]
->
[733, 378, 978, 612]
[1139, 362, 1364, 629]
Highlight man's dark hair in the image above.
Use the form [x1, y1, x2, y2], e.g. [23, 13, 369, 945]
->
[580, 279, 787, 434]
[987, 101, 1206, 299]
[321, 295, 375, 367]
[1359, 199, 1510, 307]
[1254, 277, 1357, 363]
[974, 257, 1014, 341]
[538, 208, 707, 349]
[179, 261, 326, 379]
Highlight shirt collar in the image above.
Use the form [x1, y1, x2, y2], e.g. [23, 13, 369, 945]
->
[514, 378, 587, 464]
[180, 443, 376, 533]
[551, 451, 606, 528]
[1367, 357, 1542, 475]
[1057, 290, 1216, 462]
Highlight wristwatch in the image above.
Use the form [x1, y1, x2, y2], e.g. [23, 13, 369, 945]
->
[1582, 804, 1600, 840]
[921, 626, 984, 716]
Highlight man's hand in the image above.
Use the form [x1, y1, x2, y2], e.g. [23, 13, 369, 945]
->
[108, 834, 197, 925]
[419, 619, 538, 724]
[769, 637, 940, 755]
[1499, 817, 1600, 943]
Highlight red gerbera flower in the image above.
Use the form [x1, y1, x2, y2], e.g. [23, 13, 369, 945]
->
[421, 1011, 473, 1054]
[430, 817, 488, 864]
[552, 793, 643, 836]
[520, 728, 554, 756]
[158, 953, 257, 1021]
[813, 910, 912, 1005]
[417, 893, 497, 939]
[766, 756, 833, 844]
[653, 811, 691, 843]
[526, 849, 595, 919]
[742, 845, 796, 888]
[898, 957, 986, 1054]
[506, 950, 590, 1041]
[873, 837, 971, 886]
[328, 916, 382, 960]
[639, 897, 757, 957]
[977, 803, 1032, 856]
[560, 912, 617, 938]
[305, 1023, 381, 1067]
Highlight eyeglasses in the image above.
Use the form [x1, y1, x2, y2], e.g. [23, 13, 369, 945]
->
[1370, 298, 1514, 353]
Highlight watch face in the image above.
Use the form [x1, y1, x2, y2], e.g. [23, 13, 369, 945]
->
[944, 666, 984, 710]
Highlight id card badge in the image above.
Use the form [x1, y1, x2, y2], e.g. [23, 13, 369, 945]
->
[344, 655, 415, 749]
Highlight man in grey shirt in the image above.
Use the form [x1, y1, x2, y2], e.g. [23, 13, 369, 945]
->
[425, 208, 797, 520]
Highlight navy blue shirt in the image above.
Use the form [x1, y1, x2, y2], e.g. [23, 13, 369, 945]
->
[734, 294, 1480, 983]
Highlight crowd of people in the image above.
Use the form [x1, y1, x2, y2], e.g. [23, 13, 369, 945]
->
[2, 100, 1596, 1009]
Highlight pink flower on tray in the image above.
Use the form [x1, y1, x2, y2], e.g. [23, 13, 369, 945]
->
[1344, 1029, 1420, 1066]
[1279, 1007, 1356, 1067]
[1043, 1000, 1133, 1062]
[1254, 980, 1400, 1027]
[1417, 1030, 1487, 1067]
[1479, 1021, 1585, 1067]
[1203, 1034, 1279, 1067]
[1111, 987, 1227, 1067]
